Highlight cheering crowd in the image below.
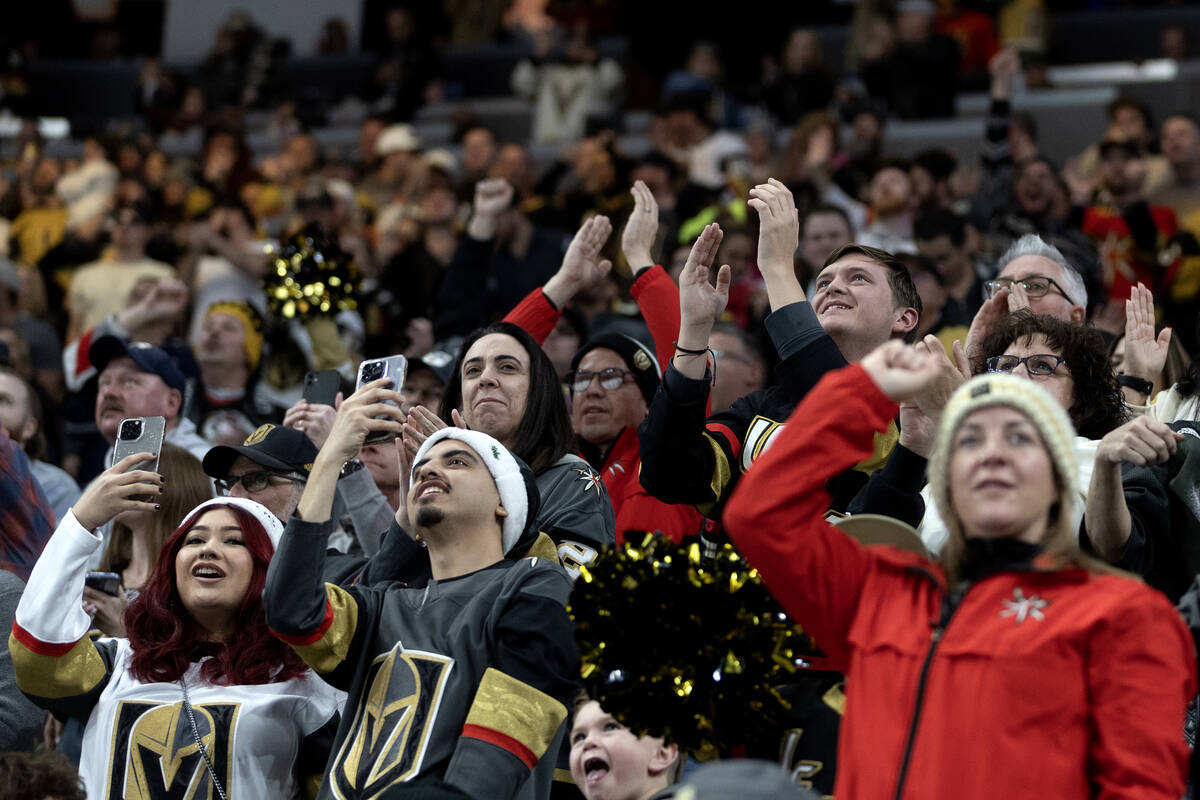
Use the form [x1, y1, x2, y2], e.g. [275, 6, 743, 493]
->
[3, 1, 1200, 798]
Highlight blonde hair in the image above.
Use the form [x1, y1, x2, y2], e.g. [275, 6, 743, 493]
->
[929, 374, 1127, 585]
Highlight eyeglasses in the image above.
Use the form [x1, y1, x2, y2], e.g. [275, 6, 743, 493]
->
[986, 354, 1069, 377]
[711, 349, 753, 365]
[567, 367, 633, 393]
[983, 277, 1072, 302]
[216, 469, 305, 495]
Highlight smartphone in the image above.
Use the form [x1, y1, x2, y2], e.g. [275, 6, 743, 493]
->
[111, 416, 165, 502]
[111, 416, 166, 473]
[303, 369, 341, 406]
[85, 571, 121, 597]
[356, 356, 407, 444]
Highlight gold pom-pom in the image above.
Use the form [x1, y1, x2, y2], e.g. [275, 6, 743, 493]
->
[568, 533, 817, 757]
[263, 224, 360, 320]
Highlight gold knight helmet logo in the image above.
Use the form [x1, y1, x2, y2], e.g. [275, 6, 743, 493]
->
[107, 700, 238, 799]
[331, 647, 453, 799]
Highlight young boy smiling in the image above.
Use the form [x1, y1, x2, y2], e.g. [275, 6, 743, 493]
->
[569, 698, 680, 800]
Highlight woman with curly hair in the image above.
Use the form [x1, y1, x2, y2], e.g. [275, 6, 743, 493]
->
[910, 310, 1125, 555]
[9, 454, 341, 799]
[972, 310, 1128, 439]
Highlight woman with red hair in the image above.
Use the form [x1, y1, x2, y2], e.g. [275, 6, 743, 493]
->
[8, 453, 342, 800]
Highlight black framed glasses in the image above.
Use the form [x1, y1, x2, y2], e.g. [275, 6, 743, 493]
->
[216, 469, 306, 495]
[567, 367, 633, 393]
[984, 276, 1072, 302]
[986, 353, 1069, 377]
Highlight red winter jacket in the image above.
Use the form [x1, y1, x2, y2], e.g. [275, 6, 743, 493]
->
[723, 363, 1196, 800]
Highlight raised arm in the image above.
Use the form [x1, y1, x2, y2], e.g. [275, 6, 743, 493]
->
[9, 455, 161, 716]
[637, 225, 733, 508]
[264, 378, 404, 681]
[1084, 416, 1182, 563]
[505, 214, 613, 344]
[722, 341, 940, 664]
[747, 178, 805, 312]
[623, 180, 682, 370]
[1119, 283, 1171, 405]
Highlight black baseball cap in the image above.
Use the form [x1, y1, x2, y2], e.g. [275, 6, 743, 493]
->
[202, 423, 318, 478]
[90, 336, 187, 393]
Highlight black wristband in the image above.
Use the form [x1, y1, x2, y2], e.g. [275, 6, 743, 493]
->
[672, 341, 710, 356]
[1117, 373, 1154, 396]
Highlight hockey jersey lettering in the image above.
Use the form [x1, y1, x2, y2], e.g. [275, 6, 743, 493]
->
[331, 648, 453, 798]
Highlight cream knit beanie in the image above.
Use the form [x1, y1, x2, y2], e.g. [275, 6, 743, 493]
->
[927, 373, 1079, 534]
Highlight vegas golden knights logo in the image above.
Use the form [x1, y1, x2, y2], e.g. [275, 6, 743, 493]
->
[243, 424, 275, 446]
[106, 700, 238, 799]
[331, 647, 453, 799]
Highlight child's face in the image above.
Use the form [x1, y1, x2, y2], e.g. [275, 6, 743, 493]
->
[569, 701, 672, 800]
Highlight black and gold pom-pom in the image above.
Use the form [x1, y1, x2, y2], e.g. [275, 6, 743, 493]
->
[568, 533, 814, 758]
[263, 224, 360, 320]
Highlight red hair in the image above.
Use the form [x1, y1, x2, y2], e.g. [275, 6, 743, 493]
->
[126, 504, 308, 685]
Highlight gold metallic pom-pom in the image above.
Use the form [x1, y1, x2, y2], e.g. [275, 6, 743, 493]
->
[263, 224, 360, 320]
[568, 533, 816, 757]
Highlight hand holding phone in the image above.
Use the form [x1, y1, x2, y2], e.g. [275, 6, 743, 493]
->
[303, 369, 341, 406]
[357, 356, 407, 444]
[85, 571, 121, 597]
[111, 417, 166, 473]
[72, 450, 164, 531]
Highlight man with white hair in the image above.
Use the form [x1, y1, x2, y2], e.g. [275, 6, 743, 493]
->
[988, 233, 1089, 324]
[264, 378, 577, 800]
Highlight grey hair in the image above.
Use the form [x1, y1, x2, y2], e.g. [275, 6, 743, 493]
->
[997, 234, 1088, 308]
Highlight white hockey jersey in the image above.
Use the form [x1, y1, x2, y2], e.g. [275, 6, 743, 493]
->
[10, 509, 344, 800]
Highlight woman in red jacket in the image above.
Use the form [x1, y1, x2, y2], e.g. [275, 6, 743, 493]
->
[723, 340, 1196, 799]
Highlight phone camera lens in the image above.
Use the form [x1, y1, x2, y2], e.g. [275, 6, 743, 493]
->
[120, 420, 143, 440]
[363, 362, 384, 381]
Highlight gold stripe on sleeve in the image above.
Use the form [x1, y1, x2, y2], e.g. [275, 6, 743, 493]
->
[464, 668, 568, 761]
[8, 634, 108, 700]
[288, 584, 360, 675]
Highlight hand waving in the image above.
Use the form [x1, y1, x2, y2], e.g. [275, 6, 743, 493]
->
[544, 215, 614, 306]
[747, 178, 799, 279]
[677, 223, 731, 339]
[1122, 282, 1170, 389]
[620, 180, 659, 274]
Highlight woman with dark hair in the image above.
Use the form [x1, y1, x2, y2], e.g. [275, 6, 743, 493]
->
[354, 320, 615, 589]
[10, 455, 341, 799]
[438, 321, 575, 476]
[972, 310, 1127, 440]
[863, 311, 1125, 555]
[723, 341, 1194, 799]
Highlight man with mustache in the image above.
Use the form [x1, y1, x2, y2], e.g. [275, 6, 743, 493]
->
[90, 335, 210, 465]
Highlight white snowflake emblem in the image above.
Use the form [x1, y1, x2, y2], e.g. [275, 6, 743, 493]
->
[999, 587, 1048, 625]
[574, 468, 603, 494]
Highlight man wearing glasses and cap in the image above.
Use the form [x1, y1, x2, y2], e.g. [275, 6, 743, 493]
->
[203, 423, 317, 522]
